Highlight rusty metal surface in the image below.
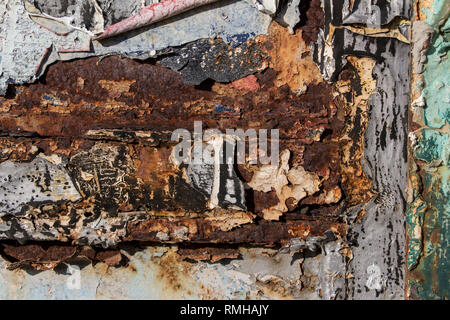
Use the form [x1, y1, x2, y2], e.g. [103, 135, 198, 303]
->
[406, 0, 449, 300]
[0, 0, 272, 94]
[0, 1, 353, 300]
[0, 0, 446, 300]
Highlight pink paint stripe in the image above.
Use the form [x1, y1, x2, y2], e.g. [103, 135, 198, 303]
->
[93, 0, 221, 40]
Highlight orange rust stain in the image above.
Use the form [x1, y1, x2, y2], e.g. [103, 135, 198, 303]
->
[98, 79, 135, 99]
[257, 280, 297, 299]
[416, 0, 433, 21]
[177, 246, 240, 263]
[288, 224, 311, 238]
[154, 250, 191, 292]
[264, 22, 323, 93]
[338, 56, 377, 206]
[227, 75, 260, 91]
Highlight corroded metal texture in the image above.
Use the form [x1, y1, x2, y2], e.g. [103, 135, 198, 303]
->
[0, 0, 272, 94]
[0, 1, 354, 300]
[0, 245, 346, 299]
[0, 51, 347, 247]
[312, 0, 411, 299]
[0, 0, 447, 300]
[406, 0, 449, 300]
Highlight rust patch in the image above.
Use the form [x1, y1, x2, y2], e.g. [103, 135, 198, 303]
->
[0, 243, 124, 270]
[126, 218, 346, 245]
[154, 249, 190, 292]
[134, 146, 174, 189]
[94, 250, 123, 266]
[264, 22, 323, 93]
[177, 245, 240, 263]
[254, 190, 280, 213]
[0, 16, 366, 259]
[227, 75, 260, 92]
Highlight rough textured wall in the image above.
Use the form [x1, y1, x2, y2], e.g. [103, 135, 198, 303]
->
[407, 0, 449, 300]
[0, 0, 447, 300]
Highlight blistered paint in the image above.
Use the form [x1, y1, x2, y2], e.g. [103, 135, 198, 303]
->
[313, 0, 410, 299]
[0, 155, 80, 217]
[422, 29, 450, 128]
[0, 245, 348, 299]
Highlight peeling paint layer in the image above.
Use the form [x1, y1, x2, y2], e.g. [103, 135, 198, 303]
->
[0, 0, 272, 94]
[407, 0, 449, 300]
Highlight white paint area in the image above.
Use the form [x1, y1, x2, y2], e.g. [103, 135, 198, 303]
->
[366, 263, 385, 292]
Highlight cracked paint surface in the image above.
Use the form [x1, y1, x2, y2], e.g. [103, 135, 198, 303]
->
[0, 0, 446, 300]
[407, 0, 449, 300]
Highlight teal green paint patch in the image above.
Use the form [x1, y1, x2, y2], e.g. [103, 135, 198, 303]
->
[423, 167, 449, 223]
[422, 32, 450, 128]
[421, 4, 449, 129]
[409, 0, 449, 301]
[414, 129, 449, 164]
[409, 279, 442, 300]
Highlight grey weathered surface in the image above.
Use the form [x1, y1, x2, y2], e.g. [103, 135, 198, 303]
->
[275, 0, 301, 33]
[351, 31, 408, 302]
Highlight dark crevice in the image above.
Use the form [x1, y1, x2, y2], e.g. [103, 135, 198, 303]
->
[297, 0, 312, 28]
